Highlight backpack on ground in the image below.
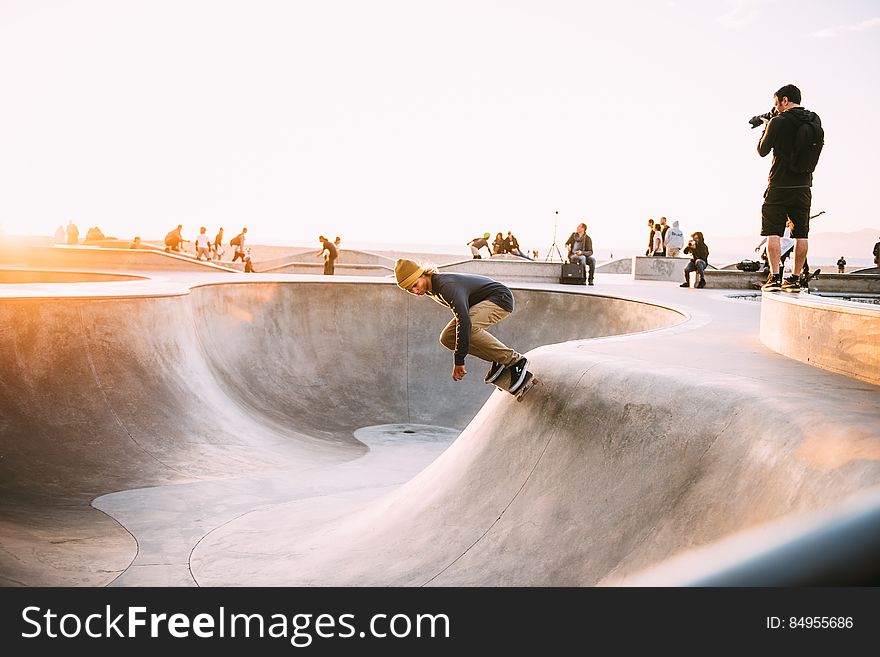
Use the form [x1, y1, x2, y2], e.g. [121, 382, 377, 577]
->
[735, 259, 761, 272]
[560, 262, 586, 285]
[230, 233, 242, 247]
[787, 111, 824, 174]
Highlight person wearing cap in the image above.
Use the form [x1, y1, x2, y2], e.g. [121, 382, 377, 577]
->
[395, 258, 530, 390]
[467, 232, 492, 259]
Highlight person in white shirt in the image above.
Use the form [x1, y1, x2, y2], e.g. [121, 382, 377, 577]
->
[664, 220, 685, 257]
[195, 227, 212, 261]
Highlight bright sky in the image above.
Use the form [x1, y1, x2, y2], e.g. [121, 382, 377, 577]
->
[1, 0, 878, 254]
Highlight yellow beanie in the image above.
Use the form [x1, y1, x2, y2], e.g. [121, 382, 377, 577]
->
[395, 258, 425, 290]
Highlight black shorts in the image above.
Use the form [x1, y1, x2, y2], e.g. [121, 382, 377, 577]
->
[761, 186, 812, 239]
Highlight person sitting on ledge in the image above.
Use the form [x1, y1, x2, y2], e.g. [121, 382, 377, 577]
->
[564, 222, 596, 285]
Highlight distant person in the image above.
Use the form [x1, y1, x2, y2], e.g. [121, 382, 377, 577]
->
[394, 258, 530, 392]
[651, 224, 664, 256]
[317, 235, 337, 275]
[645, 218, 654, 256]
[658, 217, 669, 253]
[837, 256, 846, 274]
[244, 249, 255, 273]
[492, 232, 507, 255]
[565, 222, 596, 286]
[164, 224, 185, 253]
[755, 217, 795, 274]
[230, 227, 247, 262]
[54, 225, 65, 244]
[66, 220, 80, 245]
[531, 249, 539, 260]
[757, 83, 823, 293]
[681, 231, 709, 288]
[194, 226, 211, 261]
[664, 220, 685, 257]
[334, 235, 342, 252]
[128, 236, 142, 249]
[85, 226, 105, 242]
[874, 237, 880, 267]
[506, 231, 531, 259]
[467, 233, 492, 259]
[213, 227, 225, 260]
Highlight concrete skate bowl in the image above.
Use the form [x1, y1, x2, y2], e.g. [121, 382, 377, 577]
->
[0, 269, 147, 284]
[189, 290, 880, 587]
[0, 280, 684, 586]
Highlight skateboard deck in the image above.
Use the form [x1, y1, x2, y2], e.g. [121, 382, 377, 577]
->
[491, 369, 538, 402]
[753, 268, 821, 291]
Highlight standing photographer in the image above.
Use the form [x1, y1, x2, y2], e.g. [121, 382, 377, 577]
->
[756, 84, 822, 292]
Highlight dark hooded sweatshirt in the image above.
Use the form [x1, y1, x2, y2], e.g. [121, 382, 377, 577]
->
[757, 107, 819, 189]
[426, 272, 514, 366]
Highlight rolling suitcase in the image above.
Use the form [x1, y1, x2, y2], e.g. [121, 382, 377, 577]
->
[560, 262, 586, 285]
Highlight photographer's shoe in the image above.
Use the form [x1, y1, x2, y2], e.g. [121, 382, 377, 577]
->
[761, 274, 782, 292]
[781, 275, 802, 293]
[696, 279, 706, 288]
[679, 281, 690, 288]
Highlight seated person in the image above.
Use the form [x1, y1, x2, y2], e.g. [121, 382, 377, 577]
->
[492, 232, 508, 255]
[681, 232, 709, 288]
[564, 223, 596, 285]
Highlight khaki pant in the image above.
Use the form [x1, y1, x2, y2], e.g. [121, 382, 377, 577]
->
[439, 300, 521, 366]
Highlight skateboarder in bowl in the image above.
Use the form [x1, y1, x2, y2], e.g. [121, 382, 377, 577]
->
[395, 258, 530, 393]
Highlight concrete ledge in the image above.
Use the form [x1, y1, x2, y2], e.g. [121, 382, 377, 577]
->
[760, 292, 880, 386]
[439, 255, 624, 283]
[439, 257, 564, 283]
[260, 262, 392, 276]
[632, 256, 689, 281]
[807, 273, 880, 294]
[702, 270, 880, 292]
[259, 249, 395, 269]
[0, 245, 237, 273]
[703, 270, 765, 289]
[596, 258, 631, 274]
[0, 268, 147, 284]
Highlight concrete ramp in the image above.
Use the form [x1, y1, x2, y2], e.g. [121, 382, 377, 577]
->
[0, 280, 684, 585]
[191, 343, 880, 586]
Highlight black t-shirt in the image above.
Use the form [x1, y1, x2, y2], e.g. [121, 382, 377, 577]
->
[757, 108, 814, 188]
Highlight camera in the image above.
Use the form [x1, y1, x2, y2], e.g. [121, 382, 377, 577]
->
[748, 108, 778, 129]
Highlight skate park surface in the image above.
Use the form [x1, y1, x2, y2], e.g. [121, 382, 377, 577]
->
[1, 260, 879, 586]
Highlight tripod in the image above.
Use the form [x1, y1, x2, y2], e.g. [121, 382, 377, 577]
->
[545, 211, 565, 262]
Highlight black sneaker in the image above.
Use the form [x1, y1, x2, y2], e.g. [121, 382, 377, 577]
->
[696, 279, 706, 288]
[761, 274, 782, 292]
[506, 357, 529, 393]
[780, 275, 802, 293]
[679, 281, 689, 288]
[484, 361, 505, 384]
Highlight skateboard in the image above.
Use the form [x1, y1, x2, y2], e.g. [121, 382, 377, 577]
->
[752, 268, 821, 291]
[799, 267, 821, 292]
[489, 367, 538, 402]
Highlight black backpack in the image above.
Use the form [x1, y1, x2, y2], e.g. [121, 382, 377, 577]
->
[736, 259, 761, 272]
[787, 111, 824, 174]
